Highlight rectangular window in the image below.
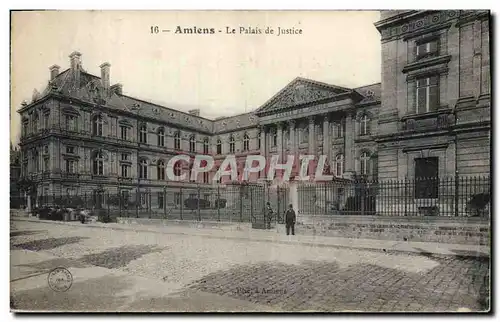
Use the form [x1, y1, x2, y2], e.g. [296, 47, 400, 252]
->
[120, 126, 128, 140]
[66, 146, 75, 154]
[43, 113, 50, 129]
[65, 159, 76, 173]
[336, 120, 344, 138]
[414, 157, 439, 199]
[158, 192, 164, 209]
[65, 115, 76, 131]
[416, 40, 438, 60]
[121, 153, 129, 161]
[121, 164, 129, 177]
[416, 76, 439, 114]
[203, 172, 209, 183]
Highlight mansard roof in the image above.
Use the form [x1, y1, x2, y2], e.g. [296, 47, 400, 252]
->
[21, 60, 379, 135]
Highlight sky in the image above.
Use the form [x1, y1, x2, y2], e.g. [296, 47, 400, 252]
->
[10, 10, 381, 144]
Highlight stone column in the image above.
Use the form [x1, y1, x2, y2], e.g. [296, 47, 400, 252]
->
[322, 114, 330, 160]
[260, 126, 267, 179]
[289, 119, 296, 155]
[308, 116, 315, 155]
[344, 112, 355, 178]
[277, 122, 283, 161]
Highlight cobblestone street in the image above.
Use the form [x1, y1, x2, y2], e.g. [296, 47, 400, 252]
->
[10, 220, 490, 312]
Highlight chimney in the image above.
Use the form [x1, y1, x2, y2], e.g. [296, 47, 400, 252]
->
[188, 109, 200, 116]
[49, 65, 60, 80]
[110, 83, 123, 95]
[100, 62, 111, 94]
[69, 51, 82, 85]
[69, 51, 81, 70]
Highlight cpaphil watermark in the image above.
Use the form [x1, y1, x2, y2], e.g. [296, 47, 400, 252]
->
[166, 154, 334, 182]
[47, 267, 73, 292]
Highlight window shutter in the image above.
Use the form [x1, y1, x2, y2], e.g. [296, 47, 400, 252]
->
[429, 40, 438, 55]
[429, 76, 439, 111]
[417, 87, 426, 114]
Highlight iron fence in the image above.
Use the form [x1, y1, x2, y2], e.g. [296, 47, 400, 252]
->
[14, 176, 491, 222]
[297, 176, 491, 217]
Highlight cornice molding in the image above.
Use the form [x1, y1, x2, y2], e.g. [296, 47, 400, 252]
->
[402, 55, 452, 75]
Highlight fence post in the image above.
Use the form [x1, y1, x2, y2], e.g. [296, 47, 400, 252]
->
[118, 191, 122, 218]
[136, 188, 139, 218]
[180, 187, 183, 220]
[107, 192, 110, 220]
[250, 186, 253, 223]
[163, 186, 167, 219]
[217, 185, 221, 222]
[197, 186, 201, 222]
[240, 186, 243, 223]
[148, 191, 152, 219]
[455, 172, 459, 217]
[324, 183, 327, 216]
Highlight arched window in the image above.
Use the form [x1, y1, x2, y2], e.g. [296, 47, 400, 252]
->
[174, 131, 181, 150]
[93, 151, 104, 175]
[189, 135, 196, 152]
[360, 151, 371, 175]
[174, 162, 182, 177]
[360, 114, 370, 136]
[243, 133, 250, 151]
[229, 135, 235, 153]
[139, 124, 147, 143]
[92, 115, 103, 136]
[157, 160, 165, 180]
[203, 138, 209, 154]
[335, 154, 344, 177]
[216, 139, 222, 154]
[139, 159, 148, 179]
[157, 127, 165, 146]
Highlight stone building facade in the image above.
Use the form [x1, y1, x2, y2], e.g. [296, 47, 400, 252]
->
[16, 10, 490, 211]
[374, 10, 491, 182]
[17, 51, 380, 204]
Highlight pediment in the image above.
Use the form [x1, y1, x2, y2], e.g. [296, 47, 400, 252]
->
[256, 77, 352, 115]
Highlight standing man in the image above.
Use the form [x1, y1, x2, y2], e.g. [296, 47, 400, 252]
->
[285, 204, 296, 235]
[265, 202, 274, 229]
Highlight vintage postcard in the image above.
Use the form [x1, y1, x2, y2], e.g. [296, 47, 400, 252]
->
[9, 10, 491, 313]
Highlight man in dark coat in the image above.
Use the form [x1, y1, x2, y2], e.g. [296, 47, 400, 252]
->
[265, 202, 274, 229]
[285, 204, 296, 235]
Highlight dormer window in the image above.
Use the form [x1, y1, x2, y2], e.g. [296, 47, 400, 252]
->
[416, 39, 438, 60]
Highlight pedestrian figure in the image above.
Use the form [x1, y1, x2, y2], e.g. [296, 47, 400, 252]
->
[285, 204, 296, 236]
[265, 202, 274, 229]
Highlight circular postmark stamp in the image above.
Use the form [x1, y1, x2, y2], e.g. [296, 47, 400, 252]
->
[47, 267, 73, 292]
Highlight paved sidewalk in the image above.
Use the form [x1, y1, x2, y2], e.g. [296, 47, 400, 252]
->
[11, 248, 276, 312]
[12, 217, 490, 258]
